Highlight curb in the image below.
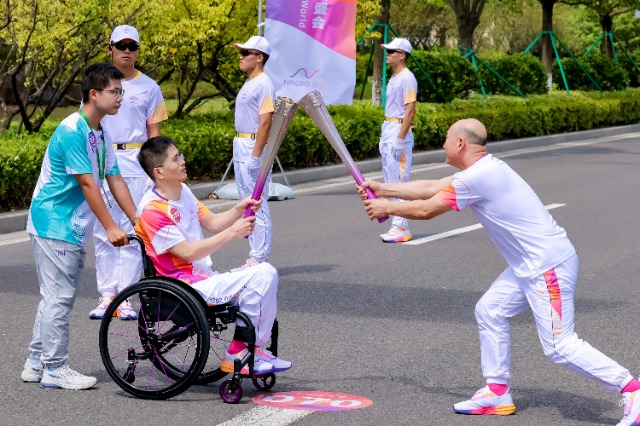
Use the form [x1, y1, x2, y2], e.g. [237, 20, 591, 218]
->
[5, 123, 640, 235]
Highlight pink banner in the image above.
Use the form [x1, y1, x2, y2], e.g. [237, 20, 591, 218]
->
[267, 0, 356, 60]
[265, 0, 357, 104]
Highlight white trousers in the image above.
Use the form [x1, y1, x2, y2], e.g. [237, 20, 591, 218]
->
[379, 122, 414, 229]
[93, 176, 146, 296]
[28, 235, 85, 368]
[191, 262, 278, 346]
[476, 254, 632, 391]
[233, 157, 272, 263]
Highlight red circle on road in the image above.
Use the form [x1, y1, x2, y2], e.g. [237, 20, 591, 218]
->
[253, 390, 373, 412]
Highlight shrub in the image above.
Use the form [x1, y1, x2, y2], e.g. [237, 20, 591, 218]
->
[476, 52, 548, 95]
[4, 89, 640, 210]
[552, 54, 629, 91]
[408, 49, 477, 103]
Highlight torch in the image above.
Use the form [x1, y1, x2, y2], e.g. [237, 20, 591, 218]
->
[299, 90, 389, 223]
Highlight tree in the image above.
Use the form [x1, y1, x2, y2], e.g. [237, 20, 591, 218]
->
[390, 0, 454, 49]
[371, 0, 390, 106]
[143, 0, 256, 117]
[0, 0, 119, 132]
[445, 0, 488, 49]
[0, 0, 153, 133]
[561, 0, 640, 58]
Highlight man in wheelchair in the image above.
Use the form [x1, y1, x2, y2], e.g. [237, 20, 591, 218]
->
[134, 136, 291, 375]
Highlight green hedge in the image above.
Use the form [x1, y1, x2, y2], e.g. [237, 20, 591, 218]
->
[477, 52, 549, 96]
[3, 88, 640, 210]
[552, 54, 630, 91]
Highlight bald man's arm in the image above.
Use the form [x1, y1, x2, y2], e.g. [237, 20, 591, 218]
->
[360, 176, 452, 201]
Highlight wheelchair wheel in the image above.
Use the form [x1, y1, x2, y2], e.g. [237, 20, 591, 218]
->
[252, 373, 276, 391]
[219, 379, 243, 403]
[99, 280, 210, 399]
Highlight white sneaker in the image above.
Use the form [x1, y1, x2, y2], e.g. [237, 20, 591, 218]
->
[256, 348, 292, 372]
[380, 226, 412, 243]
[453, 385, 516, 415]
[220, 349, 274, 375]
[230, 259, 260, 273]
[117, 299, 137, 320]
[89, 296, 114, 319]
[21, 358, 43, 382]
[40, 364, 97, 390]
[618, 390, 640, 426]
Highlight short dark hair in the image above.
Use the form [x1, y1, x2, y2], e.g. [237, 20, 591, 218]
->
[138, 136, 176, 181]
[81, 63, 125, 103]
[261, 52, 270, 65]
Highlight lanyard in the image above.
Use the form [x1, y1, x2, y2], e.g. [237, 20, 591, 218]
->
[78, 109, 106, 180]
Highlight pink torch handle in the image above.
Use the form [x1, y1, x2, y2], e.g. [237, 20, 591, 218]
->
[350, 167, 388, 223]
[243, 175, 267, 219]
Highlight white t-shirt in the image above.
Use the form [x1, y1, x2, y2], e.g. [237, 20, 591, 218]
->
[438, 154, 576, 279]
[381, 68, 417, 142]
[233, 72, 275, 161]
[102, 70, 168, 177]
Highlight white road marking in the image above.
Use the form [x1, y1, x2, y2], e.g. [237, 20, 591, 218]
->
[0, 236, 30, 247]
[216, 406, 311, 426]
[404, 203, 566, 245]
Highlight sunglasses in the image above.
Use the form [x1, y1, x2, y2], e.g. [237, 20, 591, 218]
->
[239, 49, 260, 57]
[386, 49, 403, 55]
[111, 41, 139, 52]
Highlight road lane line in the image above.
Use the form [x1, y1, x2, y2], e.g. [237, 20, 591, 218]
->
[404, 203, 566, 245]
[0, 236, 30, 247]
[216, 406, 311, 426]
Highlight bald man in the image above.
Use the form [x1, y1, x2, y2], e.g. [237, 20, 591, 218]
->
[359, 119, 640, 425]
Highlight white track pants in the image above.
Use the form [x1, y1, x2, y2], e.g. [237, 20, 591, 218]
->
[380, 122, 414, 229]
[192, 262, 278, 346]
[476, 254, 632, 391]
[93, 176, 146, 296]
[233, 158, 272, 263]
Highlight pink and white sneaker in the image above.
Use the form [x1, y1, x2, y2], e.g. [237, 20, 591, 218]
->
[453, 385, 516, 416]
[618, 390, 640, 426]
[380, 226, 412, 243]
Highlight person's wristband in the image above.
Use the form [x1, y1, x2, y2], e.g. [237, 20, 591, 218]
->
[130, 217, 137, 227]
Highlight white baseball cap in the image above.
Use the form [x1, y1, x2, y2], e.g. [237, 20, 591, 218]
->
[234, 36, 271, 56]
[381, 37, 412, 54]
[110, 25, 140, 43]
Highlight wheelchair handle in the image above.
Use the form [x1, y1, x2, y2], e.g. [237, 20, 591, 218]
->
[127, 234, 156, 278]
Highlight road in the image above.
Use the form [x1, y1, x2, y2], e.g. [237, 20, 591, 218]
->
[1, 132, 640, 425]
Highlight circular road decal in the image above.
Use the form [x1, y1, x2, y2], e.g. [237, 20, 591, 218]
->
[253, 391, 373, 412]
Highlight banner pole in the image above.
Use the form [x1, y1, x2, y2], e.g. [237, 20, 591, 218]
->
[258, 0, 264, 36]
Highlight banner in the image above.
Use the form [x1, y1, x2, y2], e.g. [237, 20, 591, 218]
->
[265, 0, 357, 105]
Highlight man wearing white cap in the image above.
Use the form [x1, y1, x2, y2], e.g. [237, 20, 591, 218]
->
[89, 24, 168, 319]
[378, 37, 417, 243]
[230, 36, 276, 272]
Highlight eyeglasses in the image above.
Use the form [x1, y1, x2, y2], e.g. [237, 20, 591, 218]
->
[239, 49, 260, 57]
[112, 41, 139, 52]
[96, 88, 125, 99]
[157, 153, 185, 168]
[386, 49, 403, 55]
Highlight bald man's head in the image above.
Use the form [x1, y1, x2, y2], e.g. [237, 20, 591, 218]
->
[452, 118, 487, 146]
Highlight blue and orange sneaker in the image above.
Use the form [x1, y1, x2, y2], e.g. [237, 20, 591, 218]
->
[618, 390, 640, 426]
[380, 226, 412, 243]
[453, 385, 516, 416]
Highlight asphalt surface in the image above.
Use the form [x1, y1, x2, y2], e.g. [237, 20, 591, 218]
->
[1, 129, 640, 425]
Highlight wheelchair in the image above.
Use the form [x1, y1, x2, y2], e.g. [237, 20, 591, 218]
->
[98, 235, 280, 402]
